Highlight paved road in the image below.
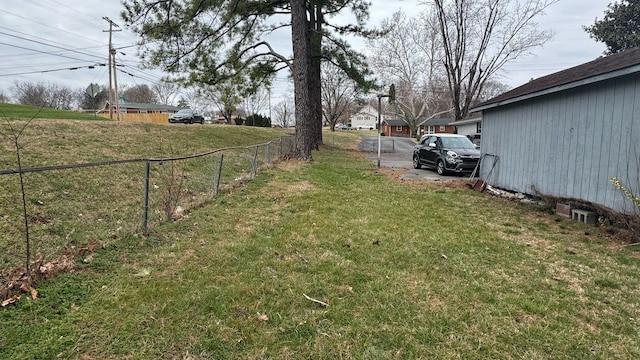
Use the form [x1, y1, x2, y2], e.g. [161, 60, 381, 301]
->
[360, 136, 473, 181]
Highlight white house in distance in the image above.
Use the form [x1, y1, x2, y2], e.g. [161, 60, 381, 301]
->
[349, 105, 378, 130]
[450, 116, 482, 136]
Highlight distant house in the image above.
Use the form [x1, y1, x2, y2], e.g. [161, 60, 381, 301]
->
[382, 119, 411, 137]
[417, 117, 456, 136]
[100, 101, 183, 115]
[450, 116, 482, 136]
[97, 101, 185, 124]
[471, 46, 640, 214]
[349, 105, 378, 130]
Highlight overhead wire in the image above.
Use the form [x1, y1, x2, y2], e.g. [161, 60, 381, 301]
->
[0, 41, 106, 64]
[0, 30, 105, 61]
[2, 9, 108, 46]
[0, 3, 152, 90]
[0, 63, 108, 77]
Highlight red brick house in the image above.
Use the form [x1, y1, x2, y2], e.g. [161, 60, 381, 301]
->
[382, 119, 411, 137]
[417, 117, 456, 136]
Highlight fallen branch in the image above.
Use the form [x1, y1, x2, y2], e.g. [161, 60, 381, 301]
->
[296, 251, 308, 263]
[303, 293, 328, 307]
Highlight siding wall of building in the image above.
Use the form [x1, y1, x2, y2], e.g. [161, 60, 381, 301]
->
[455, 122, 481, 136]
[351, 114, 377, 130]
[480, 74, 640, 214]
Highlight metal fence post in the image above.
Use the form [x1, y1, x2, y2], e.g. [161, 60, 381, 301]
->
[266, 142, 271, 164]
[251, 145, 259, 178]
[214, 154, 224, 196]
[142, 160, 151, 235]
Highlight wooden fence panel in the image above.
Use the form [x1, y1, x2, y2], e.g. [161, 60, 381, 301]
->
[120, 113, 169, 124]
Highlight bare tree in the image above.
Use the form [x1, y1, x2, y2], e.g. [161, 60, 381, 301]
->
[273, 99, 295, 128]
[321, 63, 357, 131]
[431, 0, 557, 120]
[0, 91, 9, 103]
[477, 80, 510, 103]
[13, 81, 75, 109]
[367, 11, 449, 137]
[241, 86, 270, 118]
[153, 81, 179, 105]
[123, 84, 158, 103]
[181, 88, 209, 113]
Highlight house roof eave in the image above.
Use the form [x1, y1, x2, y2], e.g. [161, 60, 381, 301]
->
[471, 61, 640, 113]
[448, 117, 482, 126]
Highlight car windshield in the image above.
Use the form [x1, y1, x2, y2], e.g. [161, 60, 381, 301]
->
[176, 109, 193, 115]
[440, 136, 476, 149]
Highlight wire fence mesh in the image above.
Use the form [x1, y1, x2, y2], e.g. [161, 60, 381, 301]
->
[0, 135, 295, 270]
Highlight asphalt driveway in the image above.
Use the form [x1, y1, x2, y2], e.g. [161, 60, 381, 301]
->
[360, 135, 474, 181]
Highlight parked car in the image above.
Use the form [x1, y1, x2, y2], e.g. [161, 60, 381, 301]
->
[168, 109, 204, 124]
[338, 125, 352, 130]
[413, 134, 480, 175]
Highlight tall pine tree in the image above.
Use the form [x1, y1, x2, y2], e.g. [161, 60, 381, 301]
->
[122, 0, 376, 160]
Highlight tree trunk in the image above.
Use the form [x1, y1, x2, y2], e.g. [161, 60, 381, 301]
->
[309, 1, 323, 149]
[291, 0, 314, 160]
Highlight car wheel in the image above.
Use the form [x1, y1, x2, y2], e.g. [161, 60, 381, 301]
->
[436, 160, 446, 175]
[413, 155, 421, 169]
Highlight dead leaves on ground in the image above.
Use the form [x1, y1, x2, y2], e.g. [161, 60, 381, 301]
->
[1, 239, 102, 307]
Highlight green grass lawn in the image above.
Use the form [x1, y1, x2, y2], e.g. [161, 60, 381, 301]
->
[0, 103, 107, 121]
[0, 118, 292, 268]
[1, 135, 639, 359]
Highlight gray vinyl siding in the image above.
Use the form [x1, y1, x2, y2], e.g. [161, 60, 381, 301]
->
[480, 73, 640, 214]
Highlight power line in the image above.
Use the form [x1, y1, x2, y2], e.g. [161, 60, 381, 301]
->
[0, 25, 129, 60]
[117, 68, 162, 85]
[0, 60, 92, 71]
[2, 9, 107, 46]
[0, 63, 107, 77]
[0, 44, 109, 59]
[0, 41, 102, 63]
[46, 0, 141, 44]
[0, 30, 105, 61]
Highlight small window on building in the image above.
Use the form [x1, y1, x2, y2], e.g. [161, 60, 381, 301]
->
[477, 122, 482, 133]
[396, 126, 403, 131]
[439, 125, 446, 132]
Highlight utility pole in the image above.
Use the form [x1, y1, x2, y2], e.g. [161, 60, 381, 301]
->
[268, 87, 272, 122]
[103, 17, 121, 120]
[377, 84, 395, 168]
[112, 47, 121, 121]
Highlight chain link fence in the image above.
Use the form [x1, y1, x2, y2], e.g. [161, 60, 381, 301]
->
[0, 135, 295, 270]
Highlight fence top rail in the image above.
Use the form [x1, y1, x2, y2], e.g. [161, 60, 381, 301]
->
[0, 140, 276, 175]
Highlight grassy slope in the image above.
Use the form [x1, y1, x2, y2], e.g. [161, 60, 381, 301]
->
[1, 135, 639, 359]
[0, 118, 293, 270]
[0, 119, 287, 168]
[0, 103, 107, 121]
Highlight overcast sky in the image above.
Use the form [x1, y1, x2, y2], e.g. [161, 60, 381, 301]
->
[0, 0, 610, 105]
